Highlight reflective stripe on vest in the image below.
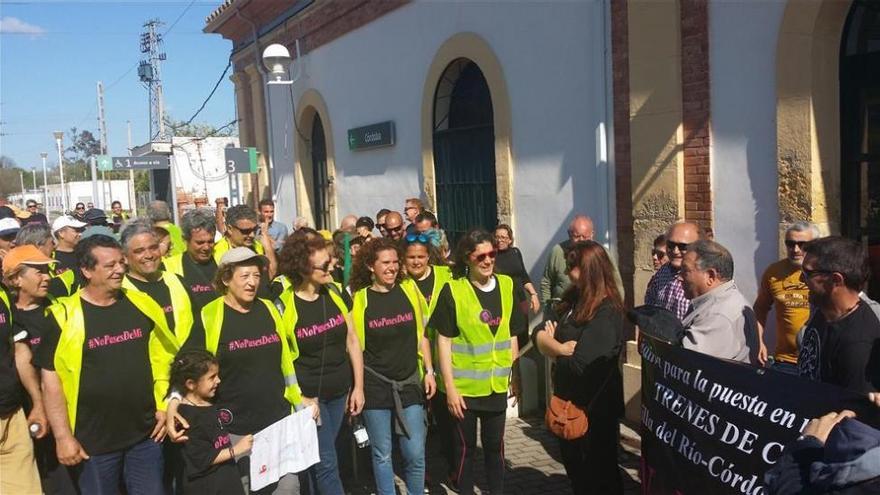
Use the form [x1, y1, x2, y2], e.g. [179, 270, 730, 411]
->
[447, 274, 514, 397]
[48, 290, 179, 432]
[213, 237, 264, 265]
[122, 274, 194, 346]
[200, 297, 302, 409]
[352, 279, 426, 375]
[0, 288, 9, 324]
[163, 253, 184, 277]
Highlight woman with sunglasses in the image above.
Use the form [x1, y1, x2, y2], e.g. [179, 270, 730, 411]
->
[350, 237, 435, 495]
[534, 241, 625, 494]
[430, 229, 528, 495]
[275, 235, 364, 494]
[494, 224, 540, 313]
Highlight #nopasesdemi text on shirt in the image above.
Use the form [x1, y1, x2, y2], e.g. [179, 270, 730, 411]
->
[180, 255, 218, 311]
[291, 288, 353, 400]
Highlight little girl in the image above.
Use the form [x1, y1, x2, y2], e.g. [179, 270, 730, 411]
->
[170, 349, 253, 494]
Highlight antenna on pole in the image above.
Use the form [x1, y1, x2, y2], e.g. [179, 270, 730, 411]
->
[139, 19, 168, 144]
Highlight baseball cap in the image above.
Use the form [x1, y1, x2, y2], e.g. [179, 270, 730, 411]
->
[52, 215, 88, 233]
[2, 245, 56, 277]
[83, 208, 107, 224]
[218, 247, 267, 269]
[0, 218, 21, 237]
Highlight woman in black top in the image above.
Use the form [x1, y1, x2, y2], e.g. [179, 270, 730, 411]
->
[170, 349, 250, 495]
[534, 241, 625, 494]
[276, 235, 364, 494]
[493, 224, 540, 313]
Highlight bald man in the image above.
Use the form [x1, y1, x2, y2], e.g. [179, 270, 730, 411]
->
[340, 215, 358, 232]
[540, 215, 594, 305]
[645, 221, 701, 320]
[382, 211, 405, 240]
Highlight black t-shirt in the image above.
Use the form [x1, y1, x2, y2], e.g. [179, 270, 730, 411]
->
[178, 403, 244, 495]
[127, 276, 178, 332]
[494, 247, 532, 293]
[429, 276, 527, 411]
[0, 294, 22, 416]
[290, 288, 353, 400]
[35, 296, 156, 455]
[23, 213, 48, 226]
[798, 302, 880, 394]
[53, 250, 78, 274]
[13, 302, 51, 356]
[362, 285, 422, 410]
[179, 256, 218, 311]
[188, 303, 290, 435]
[414, 270, 436, 307]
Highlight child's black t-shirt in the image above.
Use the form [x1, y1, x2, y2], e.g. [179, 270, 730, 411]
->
[178, 403, 245, 495]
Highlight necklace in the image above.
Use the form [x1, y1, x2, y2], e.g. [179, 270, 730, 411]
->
[829, 299, 861, 323]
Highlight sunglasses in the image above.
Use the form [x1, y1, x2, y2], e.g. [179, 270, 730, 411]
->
[784, 240, 808, 249]
[312, 260, 332, 273]
[652, 249, 667, 259]
[232, 225, 257, 236]
[802, 267, 833, 279]
[472, 250, 497, 263]
[666, 241, 690, 253]
[377, 223, 386, 230]
[405, 233, 430, 244]
[27, 204, 37, 209]
[386, 225, 403, 234]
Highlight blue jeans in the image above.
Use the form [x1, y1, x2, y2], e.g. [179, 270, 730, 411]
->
[309, 394, 347, 494]
[362, 404, 426, 495]
[74, 437, 164, 495]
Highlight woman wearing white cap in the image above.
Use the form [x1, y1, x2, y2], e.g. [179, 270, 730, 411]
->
[167, 247, 317, 494]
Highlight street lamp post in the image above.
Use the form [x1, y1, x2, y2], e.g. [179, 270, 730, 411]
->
[261, 43, 298, 228]
[40, 152, 49, 218]
[53, 131, 67, 213]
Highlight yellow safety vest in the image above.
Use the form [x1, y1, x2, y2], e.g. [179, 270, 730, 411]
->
[213, 237, 264, 264]
[162, 253, 184, 277]
[351, 279, 426, 374]
[446, 275, 515, 397]
[48, 290, 179, 432]
[122, 274, 194, 346]
[199, 297, 302, 409]
[49, 263, 77, 296]
[273, 274, 292, 293]
[0, 288, 10, 323]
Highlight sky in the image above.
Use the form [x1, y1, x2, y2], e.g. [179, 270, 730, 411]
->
[0, 0, 235, 171]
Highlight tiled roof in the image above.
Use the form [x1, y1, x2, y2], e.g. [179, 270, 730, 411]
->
[205, 0, 239, 27]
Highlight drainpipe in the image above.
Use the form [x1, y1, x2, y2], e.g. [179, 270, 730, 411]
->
[236, 6, 276, 207]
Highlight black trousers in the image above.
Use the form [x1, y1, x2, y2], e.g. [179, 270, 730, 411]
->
[558, 416, 623, 495]
[452, 408, 506, 495]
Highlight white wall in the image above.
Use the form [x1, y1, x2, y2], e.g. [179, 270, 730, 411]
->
[274, 0, 611, 282]
[171, 136, 241, 204]
[709, 1, 787, 302]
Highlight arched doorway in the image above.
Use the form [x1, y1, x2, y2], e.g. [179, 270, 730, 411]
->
[840, 0, 880, 298]
[432, 58, 497, 244]
[310, 113, 330, 230]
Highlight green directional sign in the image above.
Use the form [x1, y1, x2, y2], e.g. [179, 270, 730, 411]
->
[224, 147, 260, 174]
[348, 121, 395, 151]
[96, 155, 112, 172]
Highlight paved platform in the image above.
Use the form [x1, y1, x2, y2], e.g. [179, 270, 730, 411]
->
[344, 417, 641, 494]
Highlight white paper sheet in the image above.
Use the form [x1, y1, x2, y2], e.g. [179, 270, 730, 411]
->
[249, 406, 320, 491]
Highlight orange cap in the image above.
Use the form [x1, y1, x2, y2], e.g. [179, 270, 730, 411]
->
[2, 245, 56, 277]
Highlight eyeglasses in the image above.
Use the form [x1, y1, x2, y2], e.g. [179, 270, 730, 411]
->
[472, 250, 497, 263]
[666, 241, 690, 253]
[386, 225, 403, 234]
[75, 206, 85, 211]
[652, 249, 667, 259]
[405, 233, 430, 244]
[312, 260, 332, 273]
[232, 225, 257, 236]
[784, 240, 808, 249]
[802, 267, 833, 279]
[377, 223, 386, 230]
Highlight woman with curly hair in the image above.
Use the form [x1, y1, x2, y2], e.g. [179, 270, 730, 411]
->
[275, 235, 364, 494]
[429, 228, 528, 495]
[349, 237, 436, 495]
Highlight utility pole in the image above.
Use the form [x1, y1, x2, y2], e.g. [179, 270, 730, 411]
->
[40, 152, 49, 219]
[19, 171, 25, 206]
[138, 19, 167, 143]
[127, 120, 136, 215]
[96, 81, 109, 209]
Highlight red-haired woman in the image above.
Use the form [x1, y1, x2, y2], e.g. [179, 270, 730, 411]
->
[534, 240, 625, 494]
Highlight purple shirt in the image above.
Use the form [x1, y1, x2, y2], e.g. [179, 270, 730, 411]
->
[645, 263, 691, 321]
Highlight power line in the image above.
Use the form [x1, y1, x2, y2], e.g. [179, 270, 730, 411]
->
[168, 59, 231, 131]
[163, 0, 197, 36]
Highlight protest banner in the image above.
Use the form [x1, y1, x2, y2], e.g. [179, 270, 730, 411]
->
[249, 406, 320, 491]
[639, 334, 880, 494]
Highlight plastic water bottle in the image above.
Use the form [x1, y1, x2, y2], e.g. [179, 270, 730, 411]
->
[29, 423, 40, 438]
[352, 416, 370, 448]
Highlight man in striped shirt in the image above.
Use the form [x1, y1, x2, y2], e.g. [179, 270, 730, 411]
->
[645, 221, 701, 320]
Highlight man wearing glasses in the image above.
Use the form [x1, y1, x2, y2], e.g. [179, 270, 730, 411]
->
[644, 221, 700, 320]
[753, 221, 818, 371]
[213, 204, 277, 284]
[404, 198, 423, 235]
[382, 211, 406, 241]
[797, 237, 880, 395]
[24, 200, 48, 226]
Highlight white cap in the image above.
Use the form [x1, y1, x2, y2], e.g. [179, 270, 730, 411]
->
[0, 218, 20, 237]
[218, 247, 267, 269]
[52, 215, 87, 233]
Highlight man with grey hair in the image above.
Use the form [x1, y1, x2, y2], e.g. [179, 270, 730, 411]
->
[147, 200, 184, 256]
[162, 208, 218, 310]
[214, 205, 277, 281]
[121, 220, 193, 343]
[678, 240, 757, 363]
[540, 215, 595, 306]
[753, 221, 819, 371]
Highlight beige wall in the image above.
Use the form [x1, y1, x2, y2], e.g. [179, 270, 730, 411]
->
[628, 0, 685, 304]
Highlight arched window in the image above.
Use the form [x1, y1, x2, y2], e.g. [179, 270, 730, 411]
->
[432, 58, 497, 244]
